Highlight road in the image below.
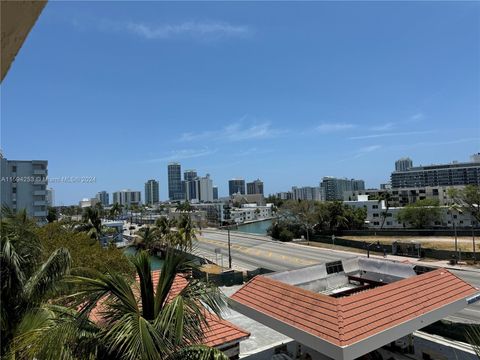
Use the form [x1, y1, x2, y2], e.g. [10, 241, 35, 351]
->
[194, 229, 480, 324]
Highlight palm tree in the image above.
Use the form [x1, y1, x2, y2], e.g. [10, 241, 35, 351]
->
[80, 207, 103, 240]
[1, 207, 72, 357]
[378, 192, 392, 230]
[466, 324, 480, 358]
[110, 203, 123, 220]
[176, 215, 197, 251]
[15, 251, 228, 359]
[135, 226, 162, 254]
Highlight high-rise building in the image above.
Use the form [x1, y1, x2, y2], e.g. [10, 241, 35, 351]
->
[229, 179, 246, 196]
[320, 177, 365, 201]
[213, 186, 219, 200]
[291, 186, 322, 201]
[395, 158, 413, 172]
[112, 189, 141, 207]
[168, 163, 184, 201]
[144, 179, 159, 205]
[391, 155, 480, 188]
[195, 174, 214, 202]
[184, 169, 197, 181]
[247, 179, 264, 195]
[96, 190, 109, 206]
[46, 187, 55, 207]
[0, 155, 48, 223]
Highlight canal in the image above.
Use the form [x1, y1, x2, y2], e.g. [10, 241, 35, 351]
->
[236, 219, 273, 235]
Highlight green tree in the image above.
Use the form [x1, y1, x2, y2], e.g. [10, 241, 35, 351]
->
[449, 185, 480, 223]
[135, 226, 162, 254]
[397, 199, 442, 229]
[1, 207, 71, 357]
[36, 222, 134, 278]
[79, 207, 103, 240]
[12, 251, 229, 360]
[46, 206, 58, 223]
[176, 215, 197, 251]
[377, 192, 393, 230]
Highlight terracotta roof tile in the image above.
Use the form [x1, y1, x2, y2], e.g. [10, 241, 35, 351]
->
[231, 268, 477, 346]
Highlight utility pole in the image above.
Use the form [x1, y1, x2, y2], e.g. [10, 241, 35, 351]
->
[454, 220, 458, 263]
[473, 222, 476, 264]
[227, 226, 232, 269]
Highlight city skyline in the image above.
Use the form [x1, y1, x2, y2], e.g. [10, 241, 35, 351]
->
[2, 2, 478, 205]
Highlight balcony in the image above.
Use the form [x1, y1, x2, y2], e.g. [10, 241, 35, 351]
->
[34, 190, 46, 195]
[34, 211, 47, 217]
[33, 169, 47, 175]
[34, 200, 46, 206]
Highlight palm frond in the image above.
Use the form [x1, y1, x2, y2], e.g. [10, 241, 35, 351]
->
[24, 247, 71, 304]
[131, 251, 155, 320]
[466, 324, 480, 358]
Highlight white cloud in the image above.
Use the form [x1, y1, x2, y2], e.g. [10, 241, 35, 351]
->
[349, 130, 434, 140]
[315, 123, 356, 133]
[371, 122, 395, 132]
[410, 112, 425, 122]
[143, 148, 216, 163]
[180, 122, 285, 142]
[126, 21, 250, 40]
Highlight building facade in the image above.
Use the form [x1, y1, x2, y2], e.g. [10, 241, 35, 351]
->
[213, 186, 219, 200]
[46, 187, 55, 207]
[247, 179, 264, 195]
[0, 155, 48, 223]
[320, 177, 365, 201]
[229, 179, 246, 196]
[168, 162, 184, 201]
[344, 195, 478, 229]
[391, 157, 480, 188]
[144, 179, 160, 205]
[395, 157, 413, 172]
[96, 190, 109, 206]
[291, 186, 322, 201]
[112, 189, 141, 207]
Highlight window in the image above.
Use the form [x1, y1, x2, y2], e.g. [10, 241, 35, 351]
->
[386, 221, 392, 225]
[373, 213, 379, 217]
[12, 166, 17, 172]
[326, 261, 344, 274]
[373, 222, 380, 225]
[372, 205, 378, 209]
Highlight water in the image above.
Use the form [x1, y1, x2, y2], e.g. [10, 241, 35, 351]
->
[123, 247, 165, 270]
[236, 219, 273, 235]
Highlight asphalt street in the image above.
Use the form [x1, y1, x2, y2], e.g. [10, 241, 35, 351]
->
[193, 229, 480, 324]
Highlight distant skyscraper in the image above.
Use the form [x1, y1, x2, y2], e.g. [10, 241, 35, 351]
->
[168, 163, 184, 201]
[184, 169, 197, 181]
[213, 186, 219, 200]
[195, 174, 214, 202]
[320, 177, 365, 201]
[247, 179, 264, 195]
[395, 157, 413, 172]
[291, 186, 322, 201]
[144, 179, 159, 205]
[112, 189, 141, 207]
[96, 190, 109, 206]
[229, 179, 245, 196]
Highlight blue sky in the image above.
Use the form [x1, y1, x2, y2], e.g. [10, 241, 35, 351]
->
[1, 1, 479, 205]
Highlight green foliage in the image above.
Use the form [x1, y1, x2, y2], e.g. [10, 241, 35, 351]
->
[18, 250, 228, 360]
[268, 200, 367, 241]
[1, 207, 72, 357]
[397, 199, 442, 229]
[47, 206, 58, 223]
[449, 185, 480, 223]
[36, 222, 134, 279]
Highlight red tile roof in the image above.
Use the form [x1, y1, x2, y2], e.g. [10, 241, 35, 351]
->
[231, 268, 477, 346]
[90, 270, 249, 348]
